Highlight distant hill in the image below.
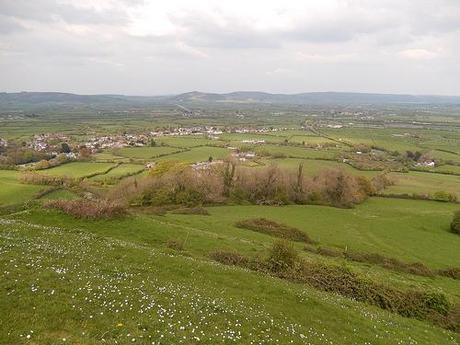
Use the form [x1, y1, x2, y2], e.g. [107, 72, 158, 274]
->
[1, 91, 459, 109]
[169, 91, 460, 105]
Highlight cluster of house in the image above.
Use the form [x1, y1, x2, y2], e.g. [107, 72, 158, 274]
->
[29, 133, 69, 152]
[84, 133, 150, 150]
[149, 126, 223, 137]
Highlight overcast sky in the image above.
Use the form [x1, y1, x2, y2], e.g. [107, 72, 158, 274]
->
[1, 0, 459, 95]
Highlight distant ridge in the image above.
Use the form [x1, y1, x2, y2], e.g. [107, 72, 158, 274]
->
[1, 91, 460, 108]
[169, 91, 460, 104]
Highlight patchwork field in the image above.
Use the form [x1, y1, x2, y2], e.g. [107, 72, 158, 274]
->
[1, 104, 460, 344]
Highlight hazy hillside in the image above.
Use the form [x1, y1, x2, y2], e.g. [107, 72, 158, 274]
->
[1, 91, 460, 110]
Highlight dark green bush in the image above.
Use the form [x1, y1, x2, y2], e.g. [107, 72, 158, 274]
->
[236, 218, 314, 243]
[451, 211, 460, 235]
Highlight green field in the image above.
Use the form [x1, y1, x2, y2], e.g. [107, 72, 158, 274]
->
[155, 136, 217, 148]
[40, 188, 79, 200]
[39, 162, 117, 179]
[113, 146, 182, 159]
[259, 158, 380, 177]
[288, 135, 338, 145]
[156, 146, 231, 163]
[90, 163, 145, 181]
[255, 144, 339, 160]
[385, 171, 460, 198]
[0, 170, 44, 206]
[2, 103, 460, 343]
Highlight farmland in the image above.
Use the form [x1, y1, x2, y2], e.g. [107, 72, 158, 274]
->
[1, 98, 460, 344]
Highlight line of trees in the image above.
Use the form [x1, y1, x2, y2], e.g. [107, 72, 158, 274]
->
[108, 160, 393, 208]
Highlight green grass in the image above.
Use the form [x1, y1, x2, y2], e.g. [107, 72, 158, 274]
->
[219, 132, 287, 143]
[156, 146, 231, 163]
[0, 170, 44, 206]
[92, 152, 130, 162]
[1, 213, 459, 344]
[385, 171, 460, 198]
[38, 162, 117, 179]
[113, 146, 182, 159]
[155, 136, 217, 148]
[255, 144, 339, 160]
[40, 189, 79, 200]
[259, 158, 380, 177]
[288, 135, 337, 145]
[90, 164, 144, 181]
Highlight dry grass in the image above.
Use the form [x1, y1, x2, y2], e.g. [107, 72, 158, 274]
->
[45, 199, 126, 219]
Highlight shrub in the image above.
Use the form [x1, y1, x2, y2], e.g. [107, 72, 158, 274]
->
[267, 240, 299, 272]
[437, 267, 460, 280]
[209, 250, 248, 266]
[45, 199, 126, 219]
[451, 211, 460, 235]
[236, 218, 314, 244]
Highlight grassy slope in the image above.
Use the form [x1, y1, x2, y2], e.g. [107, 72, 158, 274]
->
[1, 216, 458, 345]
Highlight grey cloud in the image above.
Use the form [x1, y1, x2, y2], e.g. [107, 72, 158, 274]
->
[0, 15, 27, 34]
[0, 0, 129, 25]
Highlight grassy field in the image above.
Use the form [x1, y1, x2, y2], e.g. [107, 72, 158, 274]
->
[288, 135, 338, 145]
[156, 146, 231, 163]
[0, 170, 44, 206]
[1, 203, 459, 344]
[254, 144, 339, 160]
[40, 188, 79, 200]
[113, 146, 182, 160]
[39, 162, 117, 179]
[155, 136, 217, 148]
[259, 158, 380, 177]
[385, 171, 460, 198]
[90, 164, 145, 182]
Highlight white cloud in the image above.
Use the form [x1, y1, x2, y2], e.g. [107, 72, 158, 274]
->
[399, 48, 438, 60]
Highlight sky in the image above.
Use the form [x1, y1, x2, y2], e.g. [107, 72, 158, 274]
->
[0, 0, 459, 96]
